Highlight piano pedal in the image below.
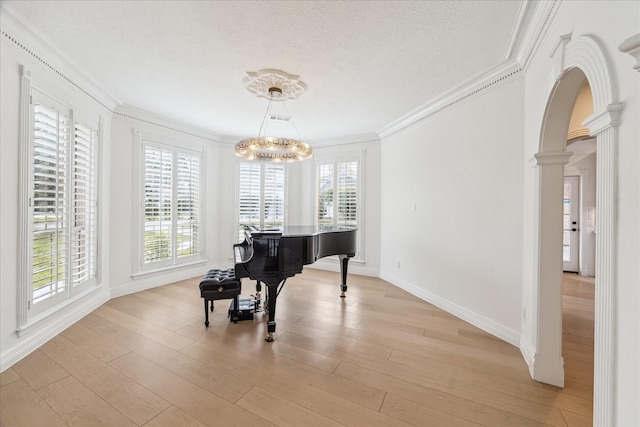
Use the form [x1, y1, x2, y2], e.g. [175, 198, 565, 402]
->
[250, 294, 262, 309]
[228, 296, 259, 323]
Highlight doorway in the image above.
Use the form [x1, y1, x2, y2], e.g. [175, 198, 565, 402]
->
[562, 175, 580, 273]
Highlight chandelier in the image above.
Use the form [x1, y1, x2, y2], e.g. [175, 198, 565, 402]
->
[235, 71, 312, 162]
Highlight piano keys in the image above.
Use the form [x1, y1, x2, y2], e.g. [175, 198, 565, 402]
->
[234, 225, 357, 341]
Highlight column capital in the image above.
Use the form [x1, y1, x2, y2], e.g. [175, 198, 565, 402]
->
[584, 103, 624, 135]
[534, 151, 573, 166]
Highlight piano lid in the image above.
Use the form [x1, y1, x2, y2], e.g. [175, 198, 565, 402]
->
[248, 225, 357, 237]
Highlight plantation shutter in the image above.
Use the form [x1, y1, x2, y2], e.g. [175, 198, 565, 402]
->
[239, 162, 261, 239]
[263, 164, 285, 229]
[144, 146, 173, 263]
[72, 123, 98, 286]
[238, 162, 285, 240]
[337, 161, 358, 227]
[317, 163, 334, 227]
[176, 152, 200, 258]
[316, 160, 358, 229]
[32, 104, 70, 303]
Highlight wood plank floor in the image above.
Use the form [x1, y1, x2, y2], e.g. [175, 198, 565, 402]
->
[1, 270, 594, 426]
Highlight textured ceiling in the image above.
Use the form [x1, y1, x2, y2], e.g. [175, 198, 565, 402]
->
[4, 0, 523, 143]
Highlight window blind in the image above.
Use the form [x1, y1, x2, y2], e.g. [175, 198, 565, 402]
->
[238, 162, 285, 240]
[32, 104, 70, 303]
[144, 146, 173, 263]
[337, 161, 358, 227]
[176, 152, 200, 258]
[141, 142, 201, 267]
[263, 164, 285, 229]
[72, 123, 98, 286]
[317, 163, 334, 227]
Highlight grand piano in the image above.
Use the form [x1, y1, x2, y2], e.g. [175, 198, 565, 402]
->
[234, 225, 357, 341]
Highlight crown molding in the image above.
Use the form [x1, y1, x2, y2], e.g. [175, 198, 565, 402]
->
[114, 105, 223, 143]
[309, 133, 380, 148]
[512, 0, 561, 70]
[504, 0, 536, 60]
[377, 0, 560, 141]
[378, 59, 522, 140]
[0, 4, 120, 111]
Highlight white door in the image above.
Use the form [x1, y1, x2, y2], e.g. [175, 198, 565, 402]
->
[563, 176, 580, 272]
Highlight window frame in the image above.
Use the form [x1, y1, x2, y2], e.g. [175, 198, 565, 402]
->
[132, 130, 206, 275]
[18, 77, 103, 327]
[314, 150, 365, 262]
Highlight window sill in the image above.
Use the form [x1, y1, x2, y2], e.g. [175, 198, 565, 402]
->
[131, 257, 208, 280]
[17, 284, 107, 337]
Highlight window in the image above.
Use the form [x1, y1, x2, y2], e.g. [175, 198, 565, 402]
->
[139, 139, 202, 269]
[316, 157, 361, 259]
[238, 162, 285, 240]
[27, 90, 99, 315]
[316, 160, 358, 228]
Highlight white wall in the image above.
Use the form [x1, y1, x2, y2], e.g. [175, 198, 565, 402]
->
[380, 77, 525, 345]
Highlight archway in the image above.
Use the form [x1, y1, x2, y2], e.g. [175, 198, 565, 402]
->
[534, 34, 622, 426]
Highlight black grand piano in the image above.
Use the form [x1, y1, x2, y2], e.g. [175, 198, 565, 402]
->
[234, 225, 356, 341]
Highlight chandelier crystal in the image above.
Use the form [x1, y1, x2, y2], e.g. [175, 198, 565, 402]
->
[235, 77, 312, 163]
[235, 136, 312, 162]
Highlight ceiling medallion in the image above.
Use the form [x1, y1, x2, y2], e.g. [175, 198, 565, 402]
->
[235, 76, 312, 163]
[243, 69, 307, 101]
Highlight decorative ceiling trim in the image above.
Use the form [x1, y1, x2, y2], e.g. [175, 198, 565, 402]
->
[1, 27, 115, 112]
[515, 0, 560, 70]
[378, 59, 522, 140]
[0, 6, 119, 110]
[243, 69, 307, 101]
[114, 105, 222, 142]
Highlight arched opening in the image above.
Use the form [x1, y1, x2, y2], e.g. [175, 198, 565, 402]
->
[533, 34, 622, 426]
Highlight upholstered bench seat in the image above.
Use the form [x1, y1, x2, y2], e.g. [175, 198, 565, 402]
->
[199, 268, 241, 327]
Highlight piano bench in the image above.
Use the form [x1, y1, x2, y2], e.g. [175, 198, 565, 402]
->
[199, 268, 241, 327]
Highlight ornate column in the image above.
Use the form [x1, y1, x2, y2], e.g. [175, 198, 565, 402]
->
[531, 150, 573, 387]
[584, 103, 622, 427]
[17, 65, 32, 333]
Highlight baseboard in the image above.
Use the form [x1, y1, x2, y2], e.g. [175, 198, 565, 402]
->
[379, 271, 520, 347]
[0, 286, 110, 372]
[308, 258, 379, 277]
[111, 264, 218, 298]
[520, 335, 536, 375]
[519, 335, 566, 387]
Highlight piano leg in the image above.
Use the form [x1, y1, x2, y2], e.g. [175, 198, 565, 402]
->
[338, 254, 352, 298]
[264, 279, 284, 342]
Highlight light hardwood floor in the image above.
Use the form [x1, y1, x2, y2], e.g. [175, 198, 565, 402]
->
[1, 270, 594, 426]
